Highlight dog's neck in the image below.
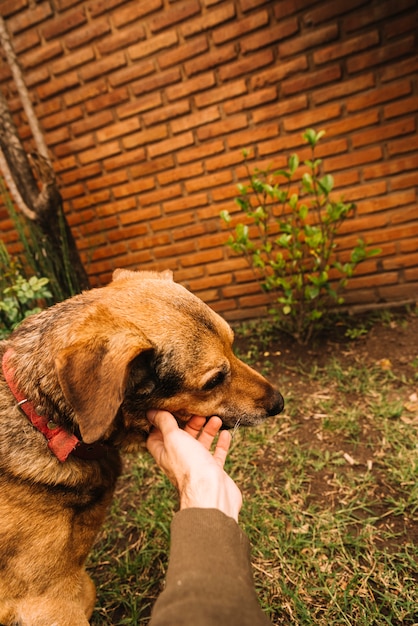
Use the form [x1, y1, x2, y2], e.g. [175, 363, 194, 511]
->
[2, 349, 107, 462]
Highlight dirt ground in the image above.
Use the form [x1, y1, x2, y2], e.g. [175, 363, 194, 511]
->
[234, 307, 418, 546]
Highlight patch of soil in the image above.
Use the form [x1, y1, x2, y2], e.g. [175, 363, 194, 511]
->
[234, 308, 418, 547]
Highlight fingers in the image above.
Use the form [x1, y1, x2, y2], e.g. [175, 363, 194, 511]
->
[147, 409, 179, 436]
[196, 416, 223, 450]
[184, 415, 206, 437]
[212, 430, 232, 468]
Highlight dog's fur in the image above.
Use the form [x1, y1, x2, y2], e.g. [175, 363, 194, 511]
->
[0, 269, 283, 625]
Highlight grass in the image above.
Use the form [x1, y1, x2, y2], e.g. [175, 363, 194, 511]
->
[89, 316, 418, 625]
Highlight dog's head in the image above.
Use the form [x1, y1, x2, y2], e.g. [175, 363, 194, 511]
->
[55, 269, 284, 446]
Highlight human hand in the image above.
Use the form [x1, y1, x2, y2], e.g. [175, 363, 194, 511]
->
[146, 410, 242, 522]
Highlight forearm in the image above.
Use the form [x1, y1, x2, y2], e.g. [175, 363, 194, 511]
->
[149, 508, 271, 626]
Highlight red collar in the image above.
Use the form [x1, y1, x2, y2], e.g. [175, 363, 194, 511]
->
[2, 349, 107, 462]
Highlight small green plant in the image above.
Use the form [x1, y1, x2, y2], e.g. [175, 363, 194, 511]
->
[221, 129, 380, 344]
[0, 242, 51, 338]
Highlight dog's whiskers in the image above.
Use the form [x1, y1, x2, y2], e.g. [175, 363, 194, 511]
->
[231, 417, 242, 438]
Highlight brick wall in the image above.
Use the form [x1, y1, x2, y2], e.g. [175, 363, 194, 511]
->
[0, 0, 417, 321]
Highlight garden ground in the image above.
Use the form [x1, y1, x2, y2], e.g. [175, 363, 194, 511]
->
[90, 307, 418, 625]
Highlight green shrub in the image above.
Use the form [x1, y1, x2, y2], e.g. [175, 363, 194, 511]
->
[0, 242, 51, 339]
[221, 129, 380, 344]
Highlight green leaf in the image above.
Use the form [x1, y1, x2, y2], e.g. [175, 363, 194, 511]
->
[220, 210, 231, 224]
[288, 154, 299, 175]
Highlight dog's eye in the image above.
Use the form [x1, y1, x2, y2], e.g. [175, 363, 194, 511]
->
[202, 371, 226, 391]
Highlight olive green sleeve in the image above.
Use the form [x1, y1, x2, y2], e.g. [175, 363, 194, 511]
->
[149, 508, 271, 626]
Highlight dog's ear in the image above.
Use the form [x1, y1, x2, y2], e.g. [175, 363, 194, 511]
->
[56, 331, 153, 444]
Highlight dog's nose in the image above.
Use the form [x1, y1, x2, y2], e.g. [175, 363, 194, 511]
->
[267, 390, 285, 416]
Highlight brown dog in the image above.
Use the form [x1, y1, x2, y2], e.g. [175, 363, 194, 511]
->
[0, 269, 284, 625]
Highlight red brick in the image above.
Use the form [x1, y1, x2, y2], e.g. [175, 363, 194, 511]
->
[103, 147, 146, 171]
[42, 106, 83, 130]
[96, 197, 137, 217]
[182, 3, 236, 38]
[65, 18, 111, 49]
[21, 40, 63, 70]
[85, 88, 130, 114]
[164, 193, 208, 214]
[345, 0, 416, 32]
[97, 117, 141, 143]
[357, 190, 416, 215]
[37, 72, 79, 99]
[313, 73, 375, 105]
[113, 178, 155, 199]
[152, 212, 195, 231]
[155, 241, 197, 261]
[130, 155, 174, 179]
[388, 133, 418, 157]
[123, 125, 168, 150]
[381, 57, 418, 83]
[329, 146, 383, 172]
[282, 64, 342, 96]
[185, 44, 237, 77]
[89, 0, 131, 17]
[206, 149, 246, 172]
[51, 47, 95, 75]
[25, 66, 50, 88]
[363, 155, 418, 180]
[119, 206, 161, 226]
[228, 122, 279, 149]
[150, 0, 201, 32]
[213, 10, 268, 44]
[132, 68, 181, 96]
[385, 13, 416, 39]
[97, 24, 146, 55]
[177, 139, 224, 165]
[315, 31, 379, 65]
[219, 48, 274, 81]
[0, 0, 27, 18]
[252, 94, 307, 123]
[72, 189, 110, 210]
[347, 80, 412, 112]
[87, 170, 128, 192]
[72, 110, 113, 136]
[240, 0, 270, 11]
[384, 95, 418, 120]
[347, 36, 415, 74]
[128, 30, 178, 61]
[112, 0, 163, 27]
[324, 110, 379, 137]
[8, 3, 52, 34]
[196, 114, 248, 141]
[159, 35, 209, 69]
[391, 172, 418, 191]
[166, 72, 216, 101]
[64, 80, 107, 106]
[352, 118, 415, 149]
[391, 209, 418, 226]
[78, 141, 121, 165]
[42, 9, 87, 40]
[158, 161, 204, 186]
[54, 134, 95, 158]
[80, 51, 126, 81]
[108, 223, 148, 241]
[180, 249, 224, 267]
[171, 105, 220, 134]
[118, 93, 162, 119]
[280, 23, 338, 57]
[224, 87, 277, 114]
[195, 80, 247, 108]
[241, 18, 299, 54]
[251, 57, 308, 90]
[143, 100, 191, 126]
[185, 170, 232, 193]
[304, 0, 368, 26]
[283, 103, 341, 131]
[60, 163, 101, 185]
[148, 131, 195, 158]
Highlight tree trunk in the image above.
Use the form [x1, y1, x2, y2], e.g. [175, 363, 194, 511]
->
[0, 15, 89, 297]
